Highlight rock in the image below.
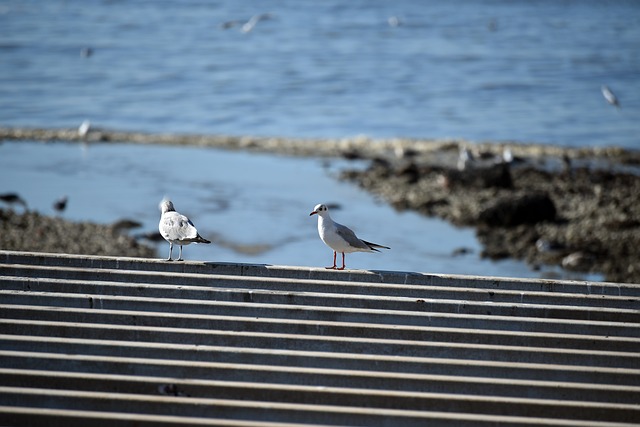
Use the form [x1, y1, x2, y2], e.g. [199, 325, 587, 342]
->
[478, 192, 556, 227]
[444, 162, 514, 190]
[395, 161, 421, 184]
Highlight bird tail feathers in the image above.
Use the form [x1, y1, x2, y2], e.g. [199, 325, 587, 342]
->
[363, 240, 390, 251]
[194, 235, 211, 244]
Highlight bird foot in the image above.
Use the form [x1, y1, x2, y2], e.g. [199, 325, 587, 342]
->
[165, 258, 173, 262]
[337, 267, 346, 270]
[325, 266, 337, 270]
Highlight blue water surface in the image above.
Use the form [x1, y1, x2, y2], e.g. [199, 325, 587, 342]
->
[1, 0, 638, 147]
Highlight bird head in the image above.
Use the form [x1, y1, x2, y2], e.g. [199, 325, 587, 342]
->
[309, 203, 329, 217]
[159, 198, 175, 214]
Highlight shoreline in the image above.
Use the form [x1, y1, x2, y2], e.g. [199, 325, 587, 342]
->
[2, 126, 639, 283]
[1, 126, 639, 162]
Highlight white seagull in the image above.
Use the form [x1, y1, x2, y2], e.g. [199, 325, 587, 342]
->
[158, 199, 211, 261]
[78, 120, 91, 138]
[601, 85, 620, 108]
[241, 13, 273, 33]
[310, 203, 390, 270]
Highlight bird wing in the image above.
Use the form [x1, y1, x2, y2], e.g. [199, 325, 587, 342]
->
[334, 222, 371, 251]
[160, 212, 199, 242]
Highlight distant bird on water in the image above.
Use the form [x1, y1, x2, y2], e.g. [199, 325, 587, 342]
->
[220, 13, 274, 33]
[158, 199, 211, 261]
[78, 120, 91, 138]
[388, 16, 401, 27]
[601, 85, 620, 109]
[53, 195, 68, 214]
[310, 203, 389, 270]
[242, 13, 273, 33]
[0, 193, 28, 210]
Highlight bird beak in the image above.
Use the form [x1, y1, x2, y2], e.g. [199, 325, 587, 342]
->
[309, 211, 317, 216]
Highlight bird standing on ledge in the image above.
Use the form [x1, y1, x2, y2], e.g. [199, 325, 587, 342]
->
[310, 203, 390, 270]
[159, 199, 210, 261]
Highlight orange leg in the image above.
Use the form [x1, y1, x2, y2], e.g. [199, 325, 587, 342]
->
[325, 251, 337, 269]
[337, 252, 346, 270]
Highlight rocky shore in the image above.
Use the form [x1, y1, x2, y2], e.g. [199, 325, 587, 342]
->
[2, 126, 639, 283]
[340, 144, 640, 284]
[0, 208, 155, 258]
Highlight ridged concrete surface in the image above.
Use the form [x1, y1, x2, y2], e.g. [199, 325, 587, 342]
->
[0, 250, 638, 426]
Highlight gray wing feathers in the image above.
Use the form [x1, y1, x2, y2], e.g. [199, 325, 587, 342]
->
[335, 223, 374, 251]
[161, 212, 202, 242]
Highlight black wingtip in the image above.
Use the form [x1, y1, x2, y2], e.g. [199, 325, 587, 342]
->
[363, 240, 390, 251]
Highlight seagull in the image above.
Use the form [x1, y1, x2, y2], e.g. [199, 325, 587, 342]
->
[241, 12, 273, 33]
[388, 16, 401, 27]
[78, 120, 91, 138]
[310, 203, 389, 270]
[220, 13, 273, 33]
[457, 146, 475, 171]
[159, 199, 211, 261]
[601, 85, 620, 108]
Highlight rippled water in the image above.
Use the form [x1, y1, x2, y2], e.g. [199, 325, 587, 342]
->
[1, 0, 638, 147]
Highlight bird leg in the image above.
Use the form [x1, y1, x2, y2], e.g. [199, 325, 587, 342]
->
[325, 251, 337, 269]
[177, 245, 184, 262]
[166, 243, 174, 261]
[337, 252, 346, 270]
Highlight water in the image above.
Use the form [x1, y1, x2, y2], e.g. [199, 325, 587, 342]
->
[0, 0, 638, 147]
[0, 140, 553, 279]
[0, 140, 605, 280]
[1, 1, 635, 279]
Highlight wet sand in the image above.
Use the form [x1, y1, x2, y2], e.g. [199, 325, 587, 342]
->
[2, 127, 639, 283]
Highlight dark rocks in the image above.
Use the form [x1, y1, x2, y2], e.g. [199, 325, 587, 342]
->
[478, 192, 556, 227]
[0, 209, 155, 258]
[450, 162, 513, 189]
[340, 147, 640, 284]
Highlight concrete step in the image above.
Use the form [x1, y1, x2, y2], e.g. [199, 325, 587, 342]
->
[1, 318, 638, 368]
[3, 405, 636, 427]
[3, 251, 638, 297]
[2, 264, 639, 310]
[2, 346, 639, 403]
[0, 250, 639, 426]
[3, 302, 639, 339]
[2, 290, 638, 340]
[0, 378, 638, 424]
[4, 335, 639, 386]
[2, 274, 638, 323]
[1, 305, 638, 353]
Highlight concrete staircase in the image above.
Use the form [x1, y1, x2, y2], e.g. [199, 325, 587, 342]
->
[0, 250, 638, 426]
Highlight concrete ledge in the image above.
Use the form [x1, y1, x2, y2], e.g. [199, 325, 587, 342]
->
[3, 250, 639, 294]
